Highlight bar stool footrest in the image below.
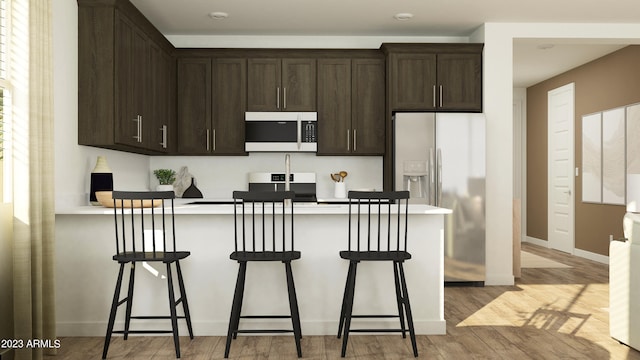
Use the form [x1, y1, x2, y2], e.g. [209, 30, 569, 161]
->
[129, 315, 187, 320]
[112, 330, 175, 334]
[240, 315, 293, 319]
[236, 329, 295, 334]
[349, 328, 407, 333]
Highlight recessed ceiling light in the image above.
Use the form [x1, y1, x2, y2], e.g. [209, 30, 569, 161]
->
[394, 13, 414, 21]
[208, 11, 229, 20]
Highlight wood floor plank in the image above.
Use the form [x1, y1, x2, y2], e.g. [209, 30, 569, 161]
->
[47, 243, 640, 359]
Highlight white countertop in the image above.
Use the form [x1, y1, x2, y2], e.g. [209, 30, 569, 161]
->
[56, 198, 452, 216]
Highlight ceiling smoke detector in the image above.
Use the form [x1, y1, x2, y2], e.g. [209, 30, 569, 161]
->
[208, 11, 229, 20]
[394, 13, 414, 21]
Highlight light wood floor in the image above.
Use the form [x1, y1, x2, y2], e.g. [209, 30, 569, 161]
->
[47, 243, 640, 359]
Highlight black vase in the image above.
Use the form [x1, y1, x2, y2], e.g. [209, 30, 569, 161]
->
[90, 156, 113, 205]
[182, 177, 203, 198]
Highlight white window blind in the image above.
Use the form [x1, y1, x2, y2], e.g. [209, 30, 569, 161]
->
[0, 0, 6, 162]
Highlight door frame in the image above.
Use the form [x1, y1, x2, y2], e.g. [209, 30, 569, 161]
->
[547, 83, 575, 254]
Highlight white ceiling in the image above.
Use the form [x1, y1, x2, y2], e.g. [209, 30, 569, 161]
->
[130, 0, 640, 87]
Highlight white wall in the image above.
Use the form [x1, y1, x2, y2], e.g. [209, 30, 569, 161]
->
[478, 22, 640, 285]
[149, 154, 382, 199]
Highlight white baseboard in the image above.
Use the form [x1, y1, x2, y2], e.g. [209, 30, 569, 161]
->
[574, 248, 609, 264]
[484, 273, 515, 286]
[523, 236, 609, 264]
[524, 236, 548, 247]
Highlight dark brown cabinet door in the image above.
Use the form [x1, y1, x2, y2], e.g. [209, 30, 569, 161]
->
[147, 41, 173, 153]
[317, 58, 385, 156]
[114, 13, 148, 148]
[247, 58, 316, 111]
[176, 58, 212, 154]
[212, 58, 247, 155]
[390, 53, 437, 110]
[281, 58, 316, 111]
[352, 59, 385, 155]
[317, 59, 351, 154]
[437, 53, 482, 111]
[247, 58, 280, 111]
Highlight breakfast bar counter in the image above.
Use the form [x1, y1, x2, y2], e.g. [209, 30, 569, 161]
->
[55, 202, 450, 337]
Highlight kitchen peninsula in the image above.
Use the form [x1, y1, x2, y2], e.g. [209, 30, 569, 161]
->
[55, 202, 450, 336]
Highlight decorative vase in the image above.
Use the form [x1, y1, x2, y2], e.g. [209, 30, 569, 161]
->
[182, 177, 203, 198]
[90, 156, 113, 206]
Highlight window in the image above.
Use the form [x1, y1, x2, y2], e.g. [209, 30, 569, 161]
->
[0, 0, 9, 202]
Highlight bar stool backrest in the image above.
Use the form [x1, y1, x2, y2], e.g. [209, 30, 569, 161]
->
[347, 190, 411, 253]
[111, 190, 176, 257]
[232, 190, 296, 253]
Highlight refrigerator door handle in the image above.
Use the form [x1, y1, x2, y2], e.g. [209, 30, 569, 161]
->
[436, 148, 442, 207]
[429, 148, 435, 206]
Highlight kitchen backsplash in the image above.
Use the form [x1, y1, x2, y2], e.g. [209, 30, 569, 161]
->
[149, 153, 383, 199]
[56, 148, 382, 210]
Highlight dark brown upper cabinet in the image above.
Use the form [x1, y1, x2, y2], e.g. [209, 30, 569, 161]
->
[147, 42, 174, 152]
[77, 0, 175, 154]
[317, 58, 385, 155]
[247, 58, 316, 111]
[176, 57, 247, 155]
[383, 43, 483, 112]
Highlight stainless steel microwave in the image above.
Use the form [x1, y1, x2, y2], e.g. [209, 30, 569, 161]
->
[245, 112, 317, 152]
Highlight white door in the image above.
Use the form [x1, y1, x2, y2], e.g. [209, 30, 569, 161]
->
[548, 83, 575, 254]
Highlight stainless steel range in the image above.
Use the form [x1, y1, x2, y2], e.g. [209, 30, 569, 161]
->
[248, 172, 317, 202]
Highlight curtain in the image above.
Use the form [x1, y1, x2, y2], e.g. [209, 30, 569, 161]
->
[12, 0, 56, 359]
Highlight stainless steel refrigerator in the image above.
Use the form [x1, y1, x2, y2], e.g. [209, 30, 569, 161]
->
[393, 112, 486, 285]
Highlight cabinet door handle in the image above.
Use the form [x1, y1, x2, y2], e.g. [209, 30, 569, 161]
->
[277, 87, 281, 109]
[353, 128, 357, 152]
[347, 129, 350, 151]
[283, 87, 287, 109]
[206, 129, 210, 152]
[212, 128, 216, 151]
[433, 85, 436, 108]
[439, 85, 443, 107]
[132, 115, 142, 143]
[159, 125, 167, 149]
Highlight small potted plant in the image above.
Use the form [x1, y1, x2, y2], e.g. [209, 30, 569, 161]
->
[153, 168, 176, 192]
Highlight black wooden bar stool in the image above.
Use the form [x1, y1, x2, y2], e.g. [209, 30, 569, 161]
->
[224, 190, 302, 358]
[336, 190, 418, 357]
[102, 191, 193, 359]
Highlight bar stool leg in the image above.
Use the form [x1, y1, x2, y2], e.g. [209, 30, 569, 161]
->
[175, 261, 194, 339]
[337, 261, 355, 338]
[166, 262, 181, 358]
[398, 262, 418, 357]
[102, 263, 125, 359]
[284, 261, 303, 357]
[225, 261, 247, 358]
[123, 262, 136, 340]
[340, 261, 358, 358]
[393, 261, 407, 338]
